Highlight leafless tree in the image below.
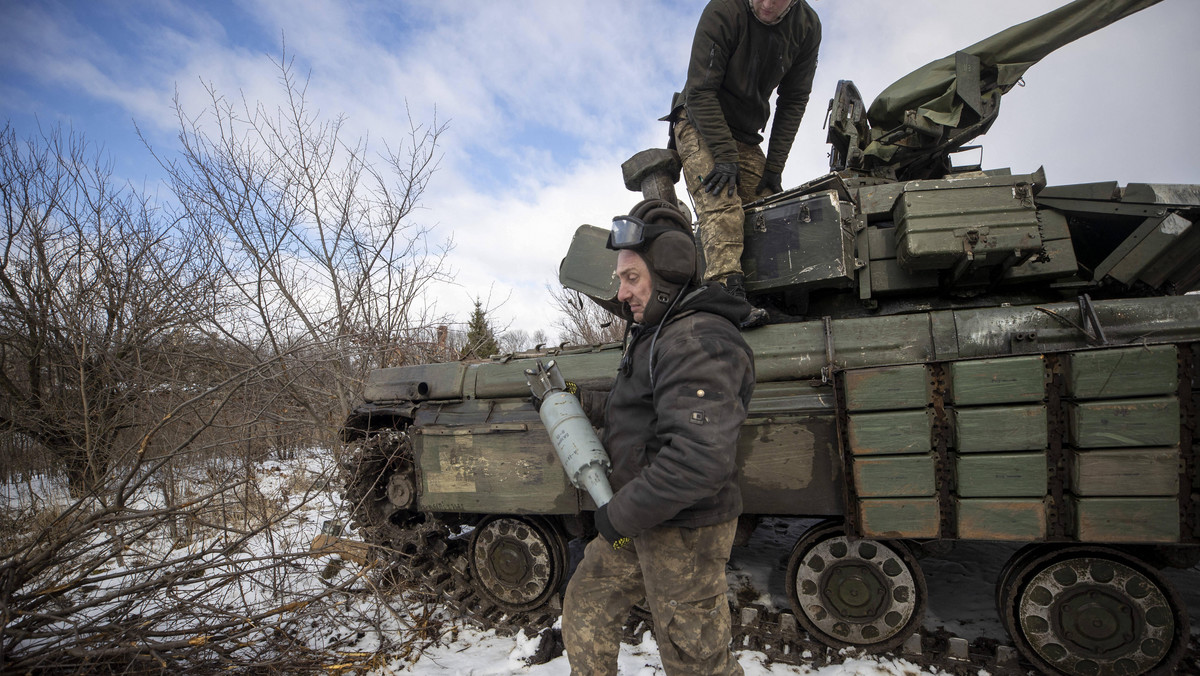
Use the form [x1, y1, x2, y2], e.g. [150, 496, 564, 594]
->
[549, 283, 626, 346]
[0, 122, 386, 673]
[150, 52, 454, 447]
[498, 328, 551, 353]
[0, 123, 219, 497]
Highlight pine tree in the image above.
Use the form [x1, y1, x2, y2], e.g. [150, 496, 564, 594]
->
[463, 299, 500, 359]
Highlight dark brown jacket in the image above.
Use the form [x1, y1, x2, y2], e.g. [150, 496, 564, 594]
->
[601, 284, 756, 537]
[678, 0, 821, 173]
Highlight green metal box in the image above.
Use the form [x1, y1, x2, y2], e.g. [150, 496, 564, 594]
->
[953, 404, 1047, 452]
[957, 498, 1046, 540]
[742, 190, 856, 293]
[859, 498, 940, 539]
[416, 425, 577, 514]
[948, 355, 1046, 405]
[843, 364, 930, 411]
[1065, 345, 1178, 399]
[1071, 496, 1180, 543]
[1068, 447, 1180, 496]
[868, 257, 941, 295]
[956, 452, 1048, 497]
[848, 410, 933, 455]
[1001, 237, 1079, 284]
[852, 453, 936, 497]
[894, 183, 1041, 272]
[1067, 396, 1180, 448]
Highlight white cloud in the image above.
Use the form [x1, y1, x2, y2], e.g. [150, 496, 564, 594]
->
[3, 0, 1198, 341]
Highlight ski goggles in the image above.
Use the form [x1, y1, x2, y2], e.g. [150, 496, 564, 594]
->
[607, 215, 671, 250]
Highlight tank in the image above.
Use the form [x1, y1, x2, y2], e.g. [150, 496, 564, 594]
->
[338, 2, 1199, 674]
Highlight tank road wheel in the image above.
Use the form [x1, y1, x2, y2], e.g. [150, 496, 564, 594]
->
[1005, 546, 1189, 676]
[469, 516, 567, 613]
[996, 543, 1061, 640]
[785, 521, 926, 652]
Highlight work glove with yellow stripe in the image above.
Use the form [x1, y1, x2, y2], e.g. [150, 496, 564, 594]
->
[595, 504, 631, 550]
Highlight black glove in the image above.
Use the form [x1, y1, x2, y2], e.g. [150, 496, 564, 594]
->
[595, 504, 631, 550]
[756, 169, 783, 196]
[701, 162, 739, 198]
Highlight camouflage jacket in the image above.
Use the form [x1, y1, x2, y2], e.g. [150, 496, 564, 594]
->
[601, 284, 755, 537]
[677, 0, 821, 173]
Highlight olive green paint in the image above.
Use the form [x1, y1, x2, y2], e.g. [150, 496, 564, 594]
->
[1069, 447, 1180, 496]
[895, 183, 1041, 271]
[948, 355, 1046, 405]
[859, 498, 940, 539]
[852, 452, 936, 497]
[1068, 396, 1180, 448]
[1072, 496, 1180, 543]
[1001, 237, 1079, 284]
[953, 404, 1048, 452]
[1065, 344, 1177, 399]
[956, 452, 1048, 497]
[843, 363, 930, 411]
[957, 498, 1046, 540]
[848, 409, 932, 455]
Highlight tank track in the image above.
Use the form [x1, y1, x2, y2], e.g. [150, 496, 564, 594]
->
[354, 508, 1037, 673]
[343, 434, 563, 633]
[344, 436, 1199, 675]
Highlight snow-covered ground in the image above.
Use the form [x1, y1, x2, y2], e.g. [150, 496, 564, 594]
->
[362, 515, 1200, 675]
[5, 450, 1198, 675]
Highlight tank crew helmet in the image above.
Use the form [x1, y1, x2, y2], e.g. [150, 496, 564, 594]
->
[606, 199, 698, 326]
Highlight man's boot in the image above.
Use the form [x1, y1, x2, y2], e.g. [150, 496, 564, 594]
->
[722, 274, 769, 328]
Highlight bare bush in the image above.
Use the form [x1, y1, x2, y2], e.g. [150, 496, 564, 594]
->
[549, 283, 626, 346]
[1, 341, 458, 673]
[0, 123, 221, 497]
[0, 419, 404, 673]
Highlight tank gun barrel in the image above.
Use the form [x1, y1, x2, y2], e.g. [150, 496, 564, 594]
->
[830, 0, 1166, 181]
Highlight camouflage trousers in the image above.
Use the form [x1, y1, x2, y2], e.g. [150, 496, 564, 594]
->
[561, 518, 743, 676]
[674, 115, 767, 283]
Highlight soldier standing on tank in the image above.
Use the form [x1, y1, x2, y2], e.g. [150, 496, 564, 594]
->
[561, 199, 756, 675]
[668, 0, 821, 327]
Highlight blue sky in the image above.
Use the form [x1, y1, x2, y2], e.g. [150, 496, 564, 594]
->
[3, 0, 1198, 339]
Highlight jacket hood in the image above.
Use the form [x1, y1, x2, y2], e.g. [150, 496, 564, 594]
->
[673, 282, 754, 327]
